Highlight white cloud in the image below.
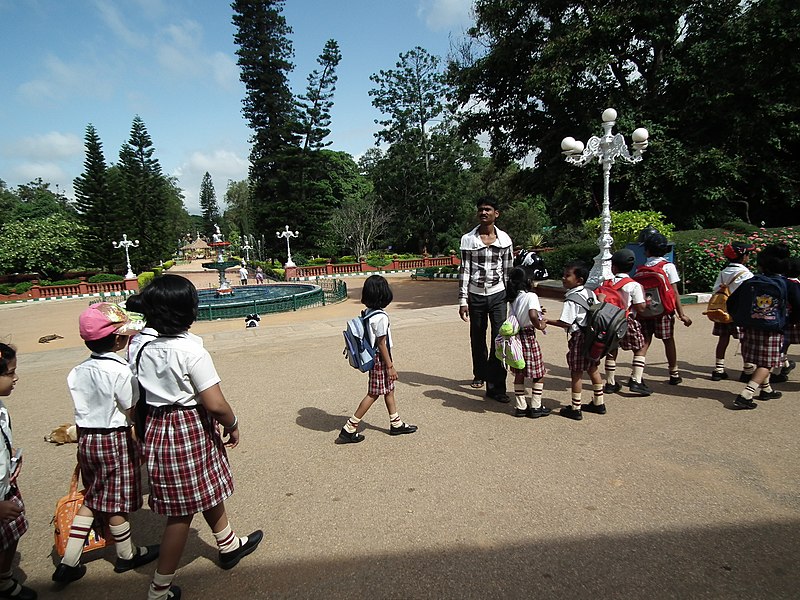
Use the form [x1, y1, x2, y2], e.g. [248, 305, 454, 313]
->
[94, 0, 148, 48]
[13, 132, 84, 161]
[172, 149, 249, 214]
[17, 54, 113, 103]
[11, 162, 71, 188]
[417, 0, 472, 31]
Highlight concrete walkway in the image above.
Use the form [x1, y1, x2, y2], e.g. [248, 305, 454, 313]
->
[1, 270, 799, 599]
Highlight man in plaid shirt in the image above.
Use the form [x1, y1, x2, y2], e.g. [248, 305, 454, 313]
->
[458, 198, 514, 402]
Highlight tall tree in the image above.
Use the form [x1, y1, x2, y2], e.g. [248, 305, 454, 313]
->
[223, 179, 252, 237]
[199, 172, 220, 236]
[298, 39, 342, 152]
[74, 124, 115, 269]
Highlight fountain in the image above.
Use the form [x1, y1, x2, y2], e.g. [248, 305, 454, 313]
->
[202, 226, 239, 296]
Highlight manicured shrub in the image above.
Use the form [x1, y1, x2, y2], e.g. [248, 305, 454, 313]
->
[13, 282, 32, 294]
[138, 271, 155, 289]
[542, 241, 599, 277]
[721, 220, 758, 235]
[584, 210, 675, 249]
[88, 273, 125, 283]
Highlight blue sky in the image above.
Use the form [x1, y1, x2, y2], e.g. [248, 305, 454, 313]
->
[0, 0, 473, 214]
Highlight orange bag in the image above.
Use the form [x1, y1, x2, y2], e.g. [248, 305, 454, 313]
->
[52, 464, 108, 556]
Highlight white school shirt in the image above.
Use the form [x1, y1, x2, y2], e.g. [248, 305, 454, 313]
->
[713, 263, 753, 294]
[0, 402, 13, 499]
[609, 274, 645, 309]
[364, 308, 392, 350]
[136, 332, 220, 407]
[127, 327, 203, 367]
[559, 286, 596, 333]
[67, 352, 138, 429]
[511, 291, 542, 328]
[644, 256, 680, 284]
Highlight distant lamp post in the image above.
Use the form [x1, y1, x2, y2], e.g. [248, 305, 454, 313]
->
[241, 236, 253, 262]
[561, 107, 649, 288]
[276, 225, 300, 267]
[112, 234, 140, 280]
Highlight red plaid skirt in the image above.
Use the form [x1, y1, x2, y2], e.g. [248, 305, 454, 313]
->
[712, 322, 740, 338]
[0, 486, 28, 550]
[637, 313, 674, 340]
[784, 323, 800, 345]
[368, 353, 394, 397]
[510, 328, 545, 379]
[740, 328, 784, 368]
[620, 315, 645, 352]
[78, 428, 143, 514]
[567, 330, 599, 373]
[145, 405, 234, 517]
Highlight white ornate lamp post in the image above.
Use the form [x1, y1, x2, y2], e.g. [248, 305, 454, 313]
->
[561, 107, 649, 288]
[112, 234, 140, 280]
[241, 236, 253, 262]
[276, 225, 300, 267]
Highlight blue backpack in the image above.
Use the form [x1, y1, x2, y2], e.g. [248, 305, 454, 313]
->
[342, 310, 385, 372]
[729, 274, 788, 331]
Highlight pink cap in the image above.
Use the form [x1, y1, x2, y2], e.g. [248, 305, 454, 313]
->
[78, 302, 142, 341]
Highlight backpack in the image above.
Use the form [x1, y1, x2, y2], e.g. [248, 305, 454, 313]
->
[594, 277, 633, 315]
[514, 250, 549, 280]
[703, 270, 747, 324]
[342, 310, 386, 372]
[633, 262, 677, 319]
[53, 464, 108, 557]
[493, 314, 525, 370]
[728, 274, 788, 331]
[571, 294, 629, 361]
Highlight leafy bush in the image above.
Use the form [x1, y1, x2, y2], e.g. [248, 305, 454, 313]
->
[721, 220, 758, 235]
[88, 273, 124, 283]
[305, 257, 330, 266]
[48, 279, 81, 286]
[0, 284, 13, 295]
[545, 224, 589, 247]
[291, 252, 308, 266]
[366, 256, 390, 268]
[268, 268, 285, 281]
[162, 260, 174, 270]
[138, 271, 155, 289]
[339, 255, 357, 264]
[13, 282, 32, 294]
[151, 266, 163, 277]
[542, 241, 599, 277]
[584, 210, 675, 249]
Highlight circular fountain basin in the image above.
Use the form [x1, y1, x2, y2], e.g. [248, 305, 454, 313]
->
[196, 283, 324, 321]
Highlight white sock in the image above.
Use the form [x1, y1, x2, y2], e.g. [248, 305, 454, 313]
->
[632, 356, 646, 383]
[213, 524, 244, 554]
[148, 571, 176, 600]
[605, 358, 616, 385]
[389, 413, 404, 429]
[531, 382, 544, 409]
[714, 359, 725, 373]
[343, 416, 360, 434]
[592, 383, 605, 406]
[109, 521, 136, 560]
[61, 514, 95, 567]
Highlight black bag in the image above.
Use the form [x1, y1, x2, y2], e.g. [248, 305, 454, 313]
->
[571, 295, 629, 361]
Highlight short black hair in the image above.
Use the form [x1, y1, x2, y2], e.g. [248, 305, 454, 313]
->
[643, 233, 669, 257]
[0, 343, 16, 377]
[124, 293, 145, 313]
[564, 260, 589, 283]
[757, 244, 790, 275]
[85, 333, 118, 353]
[476, 197, 499, 210]
[141, 274, 198, 335]
[361, 274, 393, 309]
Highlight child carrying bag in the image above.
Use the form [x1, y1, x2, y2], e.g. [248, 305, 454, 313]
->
[52, 464, 108, 556]
[494, 314, 526, 370]
[704, 270, 748, 324]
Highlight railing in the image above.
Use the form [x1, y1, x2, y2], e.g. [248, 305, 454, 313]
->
[286, 255, 460, 280]
[20, 279, 139, 299]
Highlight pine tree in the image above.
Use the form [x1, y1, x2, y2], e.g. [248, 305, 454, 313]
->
[299, 39, 342, 152]
[199, 171, 220, 236]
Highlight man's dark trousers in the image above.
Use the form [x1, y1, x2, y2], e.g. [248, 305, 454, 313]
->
[468, 290, 508, 398]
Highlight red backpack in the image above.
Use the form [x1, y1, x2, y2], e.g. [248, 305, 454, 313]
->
[595, 277, 632, 315]
[633, 262, 677, 318]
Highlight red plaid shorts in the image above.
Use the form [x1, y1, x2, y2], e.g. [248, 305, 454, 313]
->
[368, 353, 395, 397]
[510, 328, 545, 379]
[145, 405, 234, 517]
[712, 322, 740, 338]
[567, 330, 599, 373]
[0, 486, 28, 550]
[78, 428, 143, 514]
[740, 328, 784, 369]
[637, 313, 675, 340]
[619, 315, 645, 352]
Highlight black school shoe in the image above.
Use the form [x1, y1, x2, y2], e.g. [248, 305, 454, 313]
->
[389, 423, 418, 435]
[668, 375, 683, 385]
[604, 381, 622, 394]
[220, 530, 264, 570]
[114, 544, 160, 573]
[527, 406, 551, 418]
[52, 563, 86, 584]
[559, 406, 583, 421]
[733, 395, 758, 410]
[781, 360, 796, 376]
[0, 580, 37, 600]
[167, 586, 181, 599]
[628, 379, 652, 397]
[739, 372, 755, 383]
[581, 403, 607, 415]
[711, 371, 729, 381]
[486, 392, 511, 403]
[337, 428, 365, 444]
[757, 389, 782, 401]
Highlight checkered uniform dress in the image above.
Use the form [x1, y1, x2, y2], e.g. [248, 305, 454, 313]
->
[145, 405, 234, 517]
[78, 428, 143, 514]
[510, 328, 545, 379]
[712, 322, 740, 338]
[567, 330, 599, 372]
[784, 323, 800, 345]
[620, 315, 646, 352]
[740, 328, 784, 369]
[636, 313, 675, 340]
[0, 486, 27, 550]
[368, 353, 395, 397]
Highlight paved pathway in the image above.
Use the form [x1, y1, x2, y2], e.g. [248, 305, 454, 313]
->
[1, 269, 798, 599]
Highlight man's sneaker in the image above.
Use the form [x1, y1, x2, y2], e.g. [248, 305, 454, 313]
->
[710, 371, 729, 381]
[513, 408, 528, 418]
[739, 372, 755, 383]
[668, 375, 683, 385]
[114, 544, 160, 573]
[559, 406, 583, 421]
[781, 360, 796, 376]
[581, 403, 607, 415]
[757, 389, 782, 401]
[770, 373, 789, 383]
[389, 423, 418, 435]
[337, 428, 365, 444]
[604, 381, 621, 394]
[219, 530, 264, 570]
[628, 380, 652, 397]
[52, 563, 86, 584]
[527, 406, 551, 418]
[733, 395, 758, 410]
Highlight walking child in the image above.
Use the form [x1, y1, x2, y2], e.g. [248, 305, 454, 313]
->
[634, 233, 692, 385]
[708, 242, 755, 382]
[727, 244, 800, 409]
[138, 275, 262, 599]
[546, 261, 605, 421]
[601, 249, 651, 396]
[0, 344, 36, 600]
[505, 266, 549, 418]
[339, 275, 418, 443]
[54, 303, 159, 584]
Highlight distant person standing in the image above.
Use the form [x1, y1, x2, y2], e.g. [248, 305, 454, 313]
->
[238, 265, 248, 286]
[458, 197, 514, 403]
[255, 266, 265, 284]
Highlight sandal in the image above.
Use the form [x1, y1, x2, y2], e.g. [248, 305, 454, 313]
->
[470, 379, 484, 389]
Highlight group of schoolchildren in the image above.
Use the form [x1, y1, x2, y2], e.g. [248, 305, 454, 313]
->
[0, 275, 263, 600]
